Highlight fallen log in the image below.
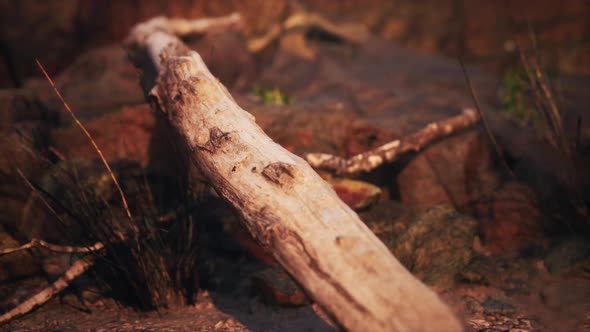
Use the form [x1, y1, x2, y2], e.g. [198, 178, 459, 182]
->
[126, 14, 463, 332]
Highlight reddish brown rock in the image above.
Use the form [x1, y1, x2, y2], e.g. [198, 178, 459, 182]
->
[186, 30, 257, 90]
[0, 89, 59, 131]
[323, 176, 382, 211]
[358, 200, 415, 244]
[0, 123, 53, 240]
[392, 204, 477, 288]
[24, 46, 145, 121]
[226, 221, 277, 266]
[51, 104, 155, 166]
[251, 266, 309, 306]
[478, 182, 545, 255]
[0, 231, 40, 281]
[397, 130, 500, 214]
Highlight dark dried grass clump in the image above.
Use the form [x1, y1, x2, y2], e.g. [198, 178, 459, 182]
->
[26, 156, 201, 309]
[514, 48, 589, 229]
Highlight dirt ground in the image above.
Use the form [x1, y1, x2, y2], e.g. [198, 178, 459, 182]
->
[3, 269, 589, 332]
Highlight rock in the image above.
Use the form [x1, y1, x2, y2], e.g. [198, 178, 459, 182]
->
[19, 158, 142, 244]
[0, 123, 50, 178]
[0, 276, 48, 313]
[0, 89, 59, 131]
[25, 46, 145, 121]
[477, 182, 545, 255]
[226, 221, 277, 266]
[322, 175, 381, 210]
[186, 30, 256, 90]
[482, 297, 516, 315]
[392, 204, 477, 287]
[544, 236, 590, 275]
[251, 266, 309, 306]
[0, 230, 40, 281]
[397, 130, 500, 214]
[458, 254, 495, 285]
[51, 104, 156, 167]
[198, 196, 277, 266]
[358, 200, 414, 244]
[0, 123, 53, 240]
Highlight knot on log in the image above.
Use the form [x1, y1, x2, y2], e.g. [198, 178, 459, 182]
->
[262, 162, 299, 187]
[196, 127, 231, 153]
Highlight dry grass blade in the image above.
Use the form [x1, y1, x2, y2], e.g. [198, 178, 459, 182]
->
[459, 60, 515, 178]
[35, 59, 132, 220]
[16, 167, 67, 226]
[515, 45, 570, 158]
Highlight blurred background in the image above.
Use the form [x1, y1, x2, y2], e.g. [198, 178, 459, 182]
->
[1, 1, 589, 331]
[1, 0, 589, 88]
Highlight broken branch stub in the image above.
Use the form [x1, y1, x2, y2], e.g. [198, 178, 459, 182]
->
[127, 15, 463, 332]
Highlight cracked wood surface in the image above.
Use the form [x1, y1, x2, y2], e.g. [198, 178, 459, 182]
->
[126, 14, 462, 332]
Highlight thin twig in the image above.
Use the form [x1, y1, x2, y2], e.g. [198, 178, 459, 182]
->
[35, 60, 132, 220]
[531, 60, 569, 157]
[0, 238, 104, 256]
[304, 109, 480, 174]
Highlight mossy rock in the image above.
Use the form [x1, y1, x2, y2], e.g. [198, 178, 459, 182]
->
[391, 204, 476, 287]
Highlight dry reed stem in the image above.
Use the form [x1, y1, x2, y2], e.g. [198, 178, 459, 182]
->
[0, 256, 95, 325]
[35, 60, 132, 220]
[459, 60, 515, 178]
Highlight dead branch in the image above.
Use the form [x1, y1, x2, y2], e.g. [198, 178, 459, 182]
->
[127, 15, 462, 332]
[126, 13, 241, 50]
[0, 239, 104, 256]
[304, 109, 480, 175]
[247, 10, 369, 53]
[0, 255, 95, 325]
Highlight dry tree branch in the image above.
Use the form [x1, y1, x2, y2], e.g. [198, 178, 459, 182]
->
[304, 109, 480, 174]
[247, 10, 369, 53]
[0, 256, 95, 325]
[0, 239, 104, 256]
[128, 13, 241, 42]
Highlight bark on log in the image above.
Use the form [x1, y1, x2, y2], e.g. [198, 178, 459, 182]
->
[127, 15, 463, 332]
